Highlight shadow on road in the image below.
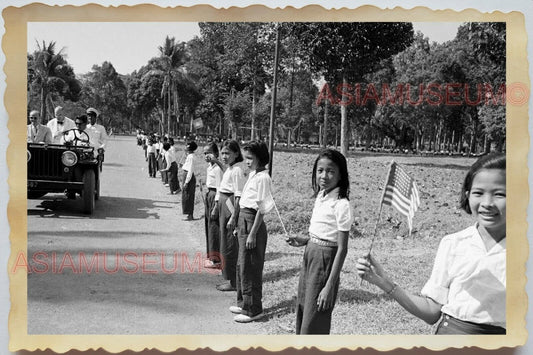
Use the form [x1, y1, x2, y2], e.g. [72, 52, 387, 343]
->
[28, 195, 174, 220]
[263, 266, 301, 283]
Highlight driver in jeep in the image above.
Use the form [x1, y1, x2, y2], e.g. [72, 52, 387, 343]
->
[60, 114, 99, 199]
[61, 114, 95, 147]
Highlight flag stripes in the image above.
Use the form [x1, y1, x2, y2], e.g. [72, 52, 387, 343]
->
[382, 162, 420, 234]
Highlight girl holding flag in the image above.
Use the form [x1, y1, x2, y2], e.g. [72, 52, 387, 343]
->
[356, 153, 506, 334]
[287, 149, 353, 334]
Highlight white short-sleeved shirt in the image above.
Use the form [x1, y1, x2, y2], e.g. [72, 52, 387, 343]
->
[86, 123, 108, 149]
[182, 153, 196, 184]
[206, 164, 223, 189]
[164, 148, 177, 165]
[421, 224, 506, 328]
[146, 144, 156, 154]
[239, 170, 274, 214]
[215, 164, 245, 201]
[308, 187, 353, 242]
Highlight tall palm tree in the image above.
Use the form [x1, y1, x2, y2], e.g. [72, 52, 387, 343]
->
[158, 36, 188, 135]
[29, 41, 69, 121]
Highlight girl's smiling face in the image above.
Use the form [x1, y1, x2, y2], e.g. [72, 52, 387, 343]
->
[220, 146, 237, 166]
[315, 157, 340, 194]
[468, 168, 506, 240]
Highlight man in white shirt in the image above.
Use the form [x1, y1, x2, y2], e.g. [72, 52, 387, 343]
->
[47, 106, 76, 144]
[86, 108, 108, 151]
[86, 107, 108, 170]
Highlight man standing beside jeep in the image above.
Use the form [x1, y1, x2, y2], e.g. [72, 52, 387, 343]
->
[86, 107, 108, 170]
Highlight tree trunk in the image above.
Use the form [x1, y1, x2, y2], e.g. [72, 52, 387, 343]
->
[167, 78, 171, 135]
[251, 85, 256, 141]
[340, 75, 349, 155]
[322, 100, 328, 148]
[40, 85, 47, 122]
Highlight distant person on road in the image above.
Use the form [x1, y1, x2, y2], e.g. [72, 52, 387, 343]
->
[181, 141, 198, 221]
[27, 110, 52, 144]
[203, 142, 224, 269]
[212, 140, 245, 292]
[356, 153, 506, 335]
[230, 141, 274, 323]
[47, 106, 76, 144]
[286, 149, 353, 334]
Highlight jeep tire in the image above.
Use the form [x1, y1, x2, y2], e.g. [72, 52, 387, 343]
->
[82, 169, 95, 214]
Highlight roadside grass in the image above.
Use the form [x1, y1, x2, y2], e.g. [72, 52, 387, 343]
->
[259, 151, 475, 334]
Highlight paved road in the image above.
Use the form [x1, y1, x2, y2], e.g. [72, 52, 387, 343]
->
[26, 135, 263, 334]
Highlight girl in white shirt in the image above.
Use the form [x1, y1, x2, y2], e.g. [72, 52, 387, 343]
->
[212, 140, 245, 292]
[181, 141, 198, 221]
[287, 149, 353, 334]
[356, 153, 506, 334]
[203, 142, 224, 267]
[230, 141, 274, 323]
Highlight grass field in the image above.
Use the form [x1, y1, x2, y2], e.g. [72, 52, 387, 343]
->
[256, 151, 477, 335]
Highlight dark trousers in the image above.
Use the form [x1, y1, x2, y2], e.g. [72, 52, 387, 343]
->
[236, 208, 267, 317]
[148, 152, 157, 177]
[168, 161, 179, 193]
[296, 241, 339, 335]
[182, 172, 196, 215]
[435, 313, 506, 335]
[161, 159, 168, 184]
[204, 189, 220, 261]
[218, 192, 237, 287]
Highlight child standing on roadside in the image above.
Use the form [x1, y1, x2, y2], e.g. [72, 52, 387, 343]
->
[287, 149, 353, 334]
[230, 141, 274, 323]
[181, 141, 198, 221]
[146, 138, 157, 178]
[356, 153, 506, 334]
[203, 142, 224, 268]
[212, 140, 245, 292]
[159, 142, 180, 195]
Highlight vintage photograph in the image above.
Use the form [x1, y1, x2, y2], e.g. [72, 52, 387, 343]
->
[5, 3, 528, 353]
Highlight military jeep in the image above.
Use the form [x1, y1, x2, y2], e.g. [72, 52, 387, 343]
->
[27, 129, 100, 214]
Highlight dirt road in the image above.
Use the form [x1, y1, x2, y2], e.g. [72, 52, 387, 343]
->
[26, 136, 264, 334]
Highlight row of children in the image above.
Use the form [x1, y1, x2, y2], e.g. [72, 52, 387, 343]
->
[201, 138, 506, 335]
[142, 134, 199, 221]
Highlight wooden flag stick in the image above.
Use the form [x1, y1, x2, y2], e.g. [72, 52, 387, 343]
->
[361, 160, 394, 286]
[273, 199, 289, 236]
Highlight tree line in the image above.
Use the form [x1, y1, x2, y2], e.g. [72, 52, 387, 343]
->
[27, 22, 505, 154]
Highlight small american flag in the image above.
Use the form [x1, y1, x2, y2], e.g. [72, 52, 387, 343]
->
[382, 161, 420, 235]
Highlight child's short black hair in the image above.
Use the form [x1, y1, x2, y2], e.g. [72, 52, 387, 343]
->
[162, 142, 171, 151]
[204, 142, 219, 158]
[242, 140, 270, 167]
[221, 139, 243, 164]
[168, 137, 175, 145]
[311, 149, 350, 199]
[186, 141, 198, 152]
[460, 152, 506, 214]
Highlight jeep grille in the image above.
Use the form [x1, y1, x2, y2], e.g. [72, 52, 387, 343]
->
[28, 147, 65, 179]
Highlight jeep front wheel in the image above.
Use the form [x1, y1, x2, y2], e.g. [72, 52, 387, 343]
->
[82, 169, 95, 214]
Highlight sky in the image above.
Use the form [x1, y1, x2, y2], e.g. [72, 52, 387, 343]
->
[27, 21, 461, 76]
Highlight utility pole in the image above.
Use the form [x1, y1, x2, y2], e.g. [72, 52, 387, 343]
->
[268, 24, 281, 177]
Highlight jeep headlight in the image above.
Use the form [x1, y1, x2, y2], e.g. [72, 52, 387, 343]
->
[61, 151, 78, 167]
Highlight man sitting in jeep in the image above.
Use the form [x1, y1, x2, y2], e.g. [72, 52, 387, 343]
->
[61, 114, 95, 148]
